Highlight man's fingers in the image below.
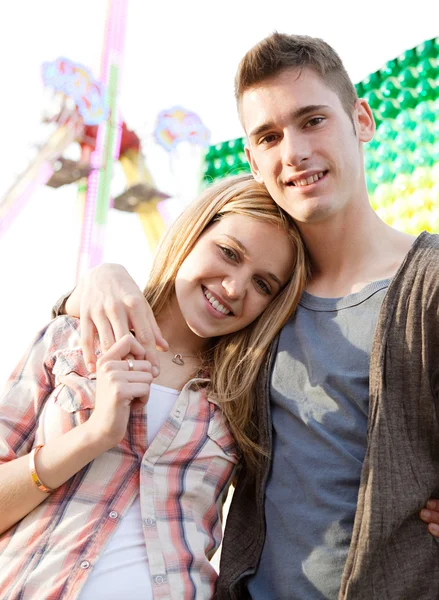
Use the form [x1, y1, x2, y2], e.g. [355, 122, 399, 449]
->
[127, 299, 168, 371]
[111, 308, 131, 343]
[81, 317, 98, 372]
[151, 321, 169, 352]
[142, 301, 168, 349]
[93, 313, 116, 353]
[135, 336, 160, 376]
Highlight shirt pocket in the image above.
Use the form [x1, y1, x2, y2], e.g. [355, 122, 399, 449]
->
[52, 351, 95, 424]
[206, 403, 240, 465]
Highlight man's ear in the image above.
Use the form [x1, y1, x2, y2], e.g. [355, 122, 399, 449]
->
[245, 144, 264, 183]
[354, 98, 376, 143]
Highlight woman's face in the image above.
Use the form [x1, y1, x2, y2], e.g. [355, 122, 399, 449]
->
[174, 213, 296, 339]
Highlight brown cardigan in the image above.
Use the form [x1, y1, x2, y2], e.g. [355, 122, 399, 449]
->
[216, 232, 439, 599]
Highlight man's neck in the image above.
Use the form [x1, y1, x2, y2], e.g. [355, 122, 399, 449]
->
[299, 204, 415, 298]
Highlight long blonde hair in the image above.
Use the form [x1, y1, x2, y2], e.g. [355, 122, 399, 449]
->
[144, 174, 308, 468]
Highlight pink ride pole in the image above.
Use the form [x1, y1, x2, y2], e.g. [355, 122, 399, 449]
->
[76, 0, 128, 279]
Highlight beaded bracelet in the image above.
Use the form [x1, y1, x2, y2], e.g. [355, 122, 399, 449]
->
[29, 445, 55, 493]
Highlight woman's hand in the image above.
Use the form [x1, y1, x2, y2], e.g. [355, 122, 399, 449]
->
[87, 334, 153, 450]
[65, 263, 168, 372]
[420, 499, 439, 537]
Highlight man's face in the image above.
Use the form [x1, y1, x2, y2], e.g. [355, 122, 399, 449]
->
[242, 67, 374, 225]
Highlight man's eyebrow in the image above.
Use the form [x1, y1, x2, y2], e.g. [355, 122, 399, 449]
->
[223, 234, 282, 287]
[248, 104, 330, 139]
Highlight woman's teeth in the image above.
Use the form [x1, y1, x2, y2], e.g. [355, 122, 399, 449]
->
[203, 289, 231, 314]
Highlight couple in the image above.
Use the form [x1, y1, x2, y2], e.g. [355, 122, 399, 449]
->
[1, 32, 439, 600]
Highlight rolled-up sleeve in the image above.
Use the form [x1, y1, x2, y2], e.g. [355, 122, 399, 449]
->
[51, 289, 74, 319]
[0, 319, 68, 463]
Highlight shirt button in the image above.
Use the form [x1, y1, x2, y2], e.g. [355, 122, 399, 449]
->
[109, 511, 118, 519]
[155, 575, 164, 585]
[80, 560, 90, 569]
[175, 409, 181, 417]
[144, 517, 155, 526]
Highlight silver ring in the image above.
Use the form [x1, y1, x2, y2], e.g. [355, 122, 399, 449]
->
[126, 358, 134, 371]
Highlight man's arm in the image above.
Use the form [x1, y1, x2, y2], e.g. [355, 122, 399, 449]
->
[56, 264, 168, 373]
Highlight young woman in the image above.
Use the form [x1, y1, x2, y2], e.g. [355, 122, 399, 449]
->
[0, 174, 308, 600]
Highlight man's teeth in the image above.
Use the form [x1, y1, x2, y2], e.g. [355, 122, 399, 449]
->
[203, 289, 231, 314]
[291, 172, 325, 187]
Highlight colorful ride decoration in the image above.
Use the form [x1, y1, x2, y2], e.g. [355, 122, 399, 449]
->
[41, 57, 109, 126]
[154, 106, 211, 152]
[153, 106, 211, 232]
[203, 37, 439, 235]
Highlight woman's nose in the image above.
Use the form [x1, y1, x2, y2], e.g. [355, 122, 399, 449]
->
[222, 276, 245, 299]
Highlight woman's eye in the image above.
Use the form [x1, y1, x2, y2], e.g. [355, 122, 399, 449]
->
[255, 278, 271, 295]
[220, 246, 238, 261]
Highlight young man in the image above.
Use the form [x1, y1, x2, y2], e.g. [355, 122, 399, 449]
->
[56, 34, 439, 599]
[214, 34, 439, 600]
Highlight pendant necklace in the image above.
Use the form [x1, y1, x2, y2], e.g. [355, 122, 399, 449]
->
[169, 347, 200, 366]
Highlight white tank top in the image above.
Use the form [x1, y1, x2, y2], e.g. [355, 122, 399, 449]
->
[78, 384, 179, 599]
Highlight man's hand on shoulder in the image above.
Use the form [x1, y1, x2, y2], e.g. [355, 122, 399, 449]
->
[65, 263, 168, 373]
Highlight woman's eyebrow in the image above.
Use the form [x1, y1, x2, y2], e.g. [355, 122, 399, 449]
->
[223, 234, 246, 254]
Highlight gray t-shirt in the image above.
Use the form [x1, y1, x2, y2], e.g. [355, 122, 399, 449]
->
[248, 279, 390, 600]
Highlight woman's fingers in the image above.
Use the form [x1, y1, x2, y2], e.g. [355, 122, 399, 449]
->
[99, 334, 147, 364]
[120, 359, 153, 373]
[124, 382, 151, 400]
[420, 499, 439, 537]
[122, 370, 154, 384]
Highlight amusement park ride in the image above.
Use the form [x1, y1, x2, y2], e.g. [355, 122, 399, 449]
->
[0, 5, 438, 283]
[0, 0, 211, 281]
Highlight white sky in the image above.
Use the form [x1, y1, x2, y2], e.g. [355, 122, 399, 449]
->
[0, 0, 438, 386]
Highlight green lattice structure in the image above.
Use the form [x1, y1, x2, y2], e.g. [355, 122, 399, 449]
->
[203, 37, 439, 234]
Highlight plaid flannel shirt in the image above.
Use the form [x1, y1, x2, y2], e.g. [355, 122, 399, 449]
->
[0, 316, 238, 599]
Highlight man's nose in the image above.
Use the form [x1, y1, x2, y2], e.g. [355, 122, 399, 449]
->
[281, 129, 310, 166]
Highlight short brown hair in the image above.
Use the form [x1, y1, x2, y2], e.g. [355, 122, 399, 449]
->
[235, 32, 358, 122]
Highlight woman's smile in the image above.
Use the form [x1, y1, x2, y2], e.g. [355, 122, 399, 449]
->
[202, 286, 233, 317]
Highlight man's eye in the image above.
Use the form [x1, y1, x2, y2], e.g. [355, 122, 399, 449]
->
[220, 246, 238, 261]
[261, 133, 278, 145]
[305, 117, 324, 128]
